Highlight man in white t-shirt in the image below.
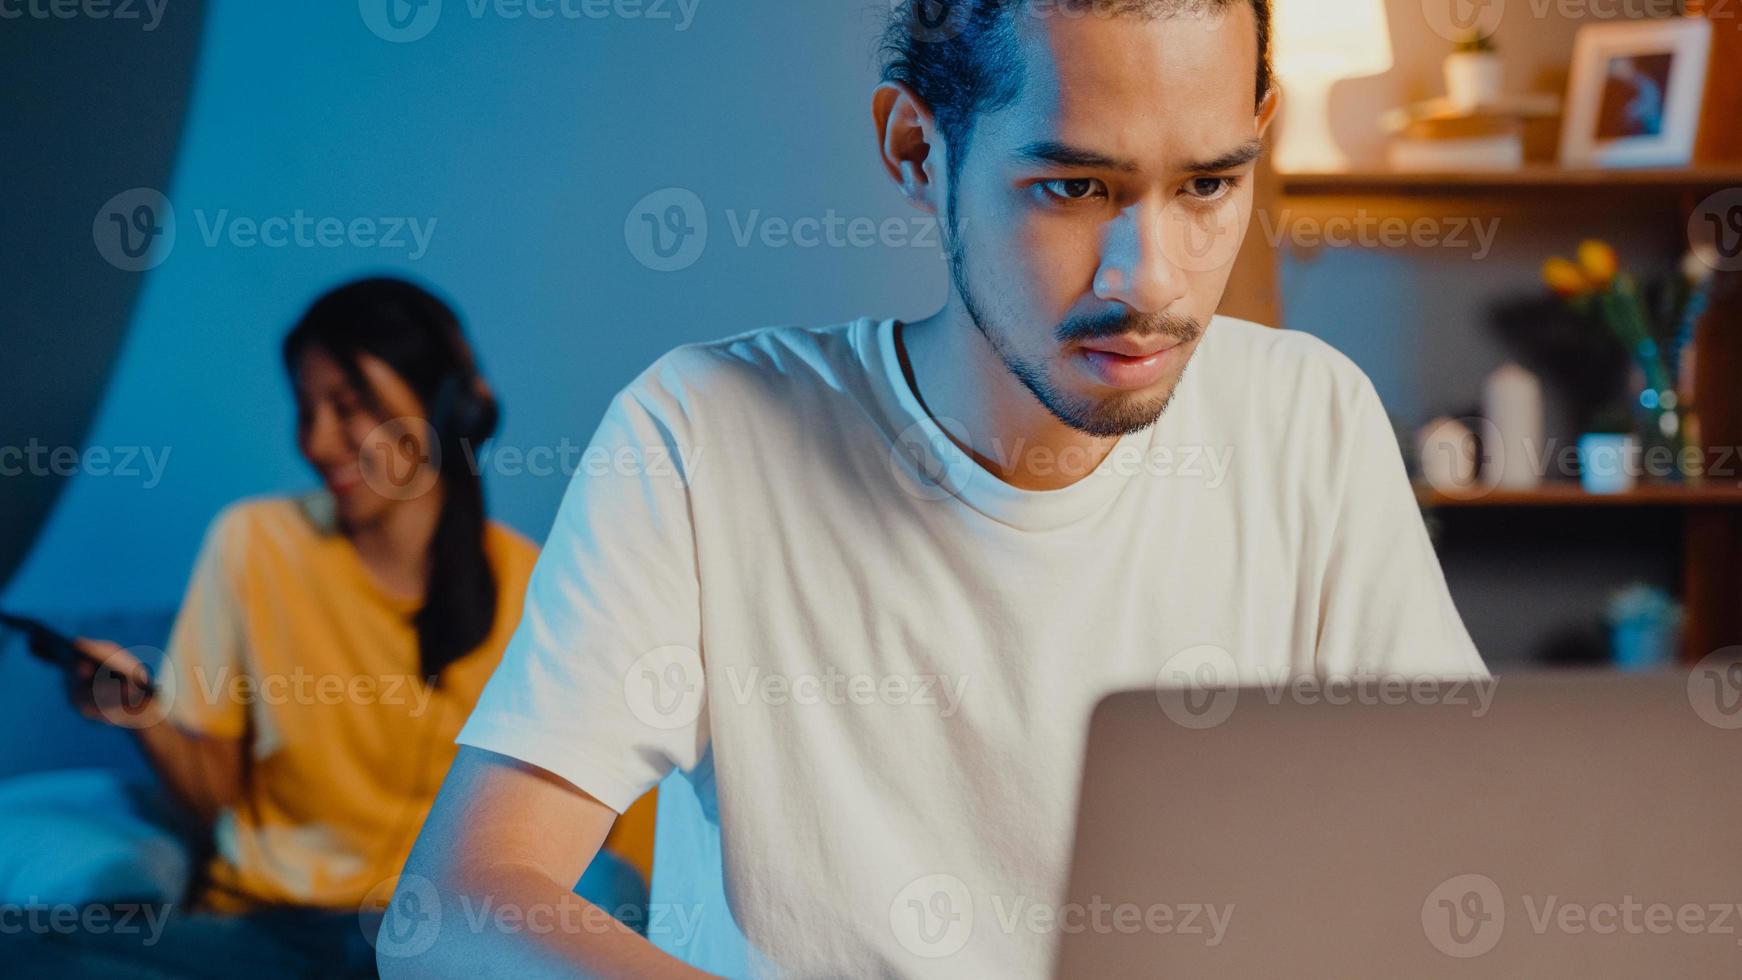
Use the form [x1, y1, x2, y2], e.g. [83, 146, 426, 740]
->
[384, 2, 1486, 977]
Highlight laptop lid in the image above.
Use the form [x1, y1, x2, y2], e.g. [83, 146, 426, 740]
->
[1054, 671, 1742, 978]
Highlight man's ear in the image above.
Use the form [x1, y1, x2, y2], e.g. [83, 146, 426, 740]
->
[872, 80, 944, 216]
[1254, 85, 1281, 141]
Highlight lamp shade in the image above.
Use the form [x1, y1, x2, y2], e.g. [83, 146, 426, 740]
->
[1272, 0, 1394, 80]
[1271, 0, 1395, 172]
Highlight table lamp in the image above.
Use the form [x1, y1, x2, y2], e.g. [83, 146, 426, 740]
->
[1272, 0, 1395, 173]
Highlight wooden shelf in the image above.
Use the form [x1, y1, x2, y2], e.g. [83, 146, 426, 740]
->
[1278, 165, 1742, 198]
[1417, 482, 1742, 509]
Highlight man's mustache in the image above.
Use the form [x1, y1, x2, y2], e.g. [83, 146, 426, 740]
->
[1056, 311, 1203, 346]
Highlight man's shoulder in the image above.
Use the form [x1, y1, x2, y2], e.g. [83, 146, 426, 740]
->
[1209, 316, 1368, 385]
[621, 319, 869, 415]
[1205, 315, 1376, 409]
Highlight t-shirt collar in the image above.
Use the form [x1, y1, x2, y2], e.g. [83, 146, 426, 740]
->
[860, 315, 1167, 533]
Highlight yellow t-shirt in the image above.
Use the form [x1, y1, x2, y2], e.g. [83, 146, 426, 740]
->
[158, 492, 655, 912]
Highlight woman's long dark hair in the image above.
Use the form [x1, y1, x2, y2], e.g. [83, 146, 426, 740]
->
[283, 276, 499, 685]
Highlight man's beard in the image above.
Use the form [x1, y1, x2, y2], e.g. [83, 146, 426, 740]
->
[944, 189, 1203, 439]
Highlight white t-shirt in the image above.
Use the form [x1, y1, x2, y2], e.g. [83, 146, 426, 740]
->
[457, 314, 1486, 978]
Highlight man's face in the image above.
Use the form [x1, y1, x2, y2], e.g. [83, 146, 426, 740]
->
[944, 4, 1270, 437]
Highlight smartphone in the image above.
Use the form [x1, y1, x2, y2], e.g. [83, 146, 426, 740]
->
[0, 610, 159, 697]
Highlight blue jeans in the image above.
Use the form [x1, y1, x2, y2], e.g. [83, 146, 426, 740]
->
[3, 903, 384, 979]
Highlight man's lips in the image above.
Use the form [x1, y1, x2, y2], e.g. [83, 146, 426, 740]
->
[1077, 334, 1182, 359]
[1073, 335, 1186, 390]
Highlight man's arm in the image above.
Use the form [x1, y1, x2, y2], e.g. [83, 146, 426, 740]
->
[1314, 374, 1487, 678]
[380, 746, 711, 979]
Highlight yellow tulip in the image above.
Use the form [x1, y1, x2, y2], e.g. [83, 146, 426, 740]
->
[1542, 257, 1587, 297]
[1576, 240, 1619, 289]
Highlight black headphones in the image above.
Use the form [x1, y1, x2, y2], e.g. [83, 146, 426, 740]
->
[425, 325, 499, 446]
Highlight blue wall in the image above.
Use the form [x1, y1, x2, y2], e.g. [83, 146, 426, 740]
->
[5, 0, 948, 616]
[7, 1, 1667, 669]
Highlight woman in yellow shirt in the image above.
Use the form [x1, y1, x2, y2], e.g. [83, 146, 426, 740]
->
[57, 278, 653, 974]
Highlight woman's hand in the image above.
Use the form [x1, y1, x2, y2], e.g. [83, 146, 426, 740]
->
[61, 639, 243, 819]
[65, 637, 157, 725]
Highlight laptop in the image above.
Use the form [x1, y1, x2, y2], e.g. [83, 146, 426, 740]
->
[1054, 671, 1742, 978]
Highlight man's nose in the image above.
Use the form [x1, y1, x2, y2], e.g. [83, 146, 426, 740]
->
[1093, 202, 1190, 315]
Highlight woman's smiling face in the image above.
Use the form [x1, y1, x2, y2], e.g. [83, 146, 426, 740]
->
[294, 346, 439, 526]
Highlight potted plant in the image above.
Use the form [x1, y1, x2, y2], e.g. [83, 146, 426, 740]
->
[1541, 240, 1721, 490]
[1445, 29, 1504, 110]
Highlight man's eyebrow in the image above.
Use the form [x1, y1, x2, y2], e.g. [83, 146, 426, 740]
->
[1013, 138, 1266, 174]
[1012, 140, 1140, 173]
[1183, 139, 1265, 173]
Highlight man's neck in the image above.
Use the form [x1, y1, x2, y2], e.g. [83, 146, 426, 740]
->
[897, 307, 1122, 493]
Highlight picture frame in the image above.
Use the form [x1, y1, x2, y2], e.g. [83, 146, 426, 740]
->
[1559, 17, 1713, 169]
